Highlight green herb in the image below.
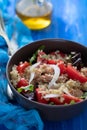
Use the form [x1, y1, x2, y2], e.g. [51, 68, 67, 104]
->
[80, 92, 87, 99]
[69, 100, 75, 105]
[29, 45, 45, 64]
[28, 84, 34, 92]
[29, 54, 36, 64]
[17, 84, 34, 93]
[17, 88, 23, 93]
[64, 100, 75, 105]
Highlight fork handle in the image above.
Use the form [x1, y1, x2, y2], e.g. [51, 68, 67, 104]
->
[0, 33, 15, 56]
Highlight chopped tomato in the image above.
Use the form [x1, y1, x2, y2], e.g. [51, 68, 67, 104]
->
[17, 61, 30, 73]
[47, 59, 57, 64]
[17, 78, 29, 88]
[35, 88, 48, 104]
[36, 88, 62, 104]
[50, 94, 82, 105]
[58, 63, 66, 74]
[66, 64, 87, 83]
[35, 88, 82, 105]
[57, 60, 66, 74]
[62, 94, 83, 104]
[50, 97, 64, 105]
[47, 59, 66, 74]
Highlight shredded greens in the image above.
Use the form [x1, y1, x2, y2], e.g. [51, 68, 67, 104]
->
[70, 100, 75, 105]
[29, 45, 45, 64]
[64, 100, 75, 105]
[80, 92, 87, 99]
[17, 84, 34, 93]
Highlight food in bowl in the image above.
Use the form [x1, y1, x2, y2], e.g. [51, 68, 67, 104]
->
[10, 45, 87, 105]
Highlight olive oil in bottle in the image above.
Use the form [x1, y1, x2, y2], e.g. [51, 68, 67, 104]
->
[16, 0, 52, 30]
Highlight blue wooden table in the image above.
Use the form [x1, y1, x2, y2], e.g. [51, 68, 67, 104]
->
[31, 0, 87, 47]
[0, 0, 87, 130]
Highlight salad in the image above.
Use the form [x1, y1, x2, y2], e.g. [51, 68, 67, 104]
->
[10, 46, 87, 105]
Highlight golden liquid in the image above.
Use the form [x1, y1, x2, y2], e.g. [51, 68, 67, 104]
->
[16, 11, 52, 30]
[16, 2, 52, 30]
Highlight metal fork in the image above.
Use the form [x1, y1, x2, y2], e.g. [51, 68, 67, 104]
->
[0, 11, 18, 100]
[0, 11, 18, 56]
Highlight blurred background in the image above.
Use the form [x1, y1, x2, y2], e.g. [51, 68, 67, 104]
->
[0, 0, 87, 46]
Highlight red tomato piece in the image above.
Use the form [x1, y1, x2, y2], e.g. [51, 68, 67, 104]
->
[36, 88, 62, 105]
[47, 59, 66, 74]
[50, 94, 82, 105]
[47, 59, 57, 64]
[62, 94, 83, 104]
[58, 63, 66, 74]
[17, 61, 30, 73]
[57, 60, 66, 74]
[66, 64, 87, 83]
[35, 88, 82, 105]
[50, 97, 64, 105]
[35, 88, 48, 104]
[17, 78, 29, 88]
